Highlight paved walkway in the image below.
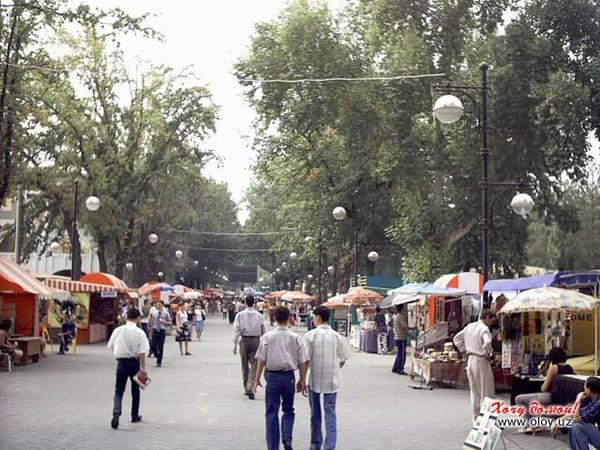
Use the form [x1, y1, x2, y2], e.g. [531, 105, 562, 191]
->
[0, 316, 566, 450]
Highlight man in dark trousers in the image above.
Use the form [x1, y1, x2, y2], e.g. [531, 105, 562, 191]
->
[253, 306, 309, 450]
[392, 304, 408, 374]
[148, 300, 170, 367]
[233, 295, 266, 399]
[107, 308, 149, 429]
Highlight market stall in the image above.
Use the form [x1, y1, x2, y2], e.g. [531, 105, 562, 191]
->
[44, 276, 125, 344]
[139, 281, 175, 303]
[498, 287, 600, 403]
[0, 257, 69, 338]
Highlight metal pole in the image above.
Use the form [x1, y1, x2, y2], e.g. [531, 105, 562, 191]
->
[13, 192, 22, 263]
[71, 180, 79, 281]
[480, 62, 490, 293]
[318, 233, 323, 303]
[139, 223, 144, 285]
[353, 189, 359, 286]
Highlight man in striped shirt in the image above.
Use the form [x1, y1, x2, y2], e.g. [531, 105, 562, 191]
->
[304, 306, 351, 450]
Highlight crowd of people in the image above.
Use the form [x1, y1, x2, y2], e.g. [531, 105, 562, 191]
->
[103, 293, 600, 450]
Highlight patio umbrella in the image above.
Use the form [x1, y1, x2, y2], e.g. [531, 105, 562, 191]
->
[281, 291, 314, 303]
[182, 291, 203, 300]
[265, 290, 288, 301]
[322, 294, 347, 310]
[499, 286, 600, 378]
[380, 292, 419, 309]
[139, 282, 174, 296]
[498, 287, 599, 314]
[343, 287, 383, 306]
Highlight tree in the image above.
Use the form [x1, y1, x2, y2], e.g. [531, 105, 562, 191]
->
[15, 24, 234, 281]
[238, 0, 598, 285]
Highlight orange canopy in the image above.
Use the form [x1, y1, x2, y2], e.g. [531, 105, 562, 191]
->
[80, 272, 129, 292]
[281, 291, 314, 303]
[343, 287, 383, 306]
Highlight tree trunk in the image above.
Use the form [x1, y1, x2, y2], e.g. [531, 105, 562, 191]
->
[97, 239, 108, 273]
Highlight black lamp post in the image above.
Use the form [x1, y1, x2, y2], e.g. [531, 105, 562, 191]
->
[434, 62, 535, 297]
[333, 189, 359, 287]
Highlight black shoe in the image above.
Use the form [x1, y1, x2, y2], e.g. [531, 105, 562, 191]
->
[111, 413, 119, 429]
[283, 443, 293, 450]
[131, 415, 142, 423]
[58, 350, 65, 355]
[244, 392, 250, 396]
[185, 352, 191, 356]
[156, 363, 161, 367]
[248, 393, 255, 400]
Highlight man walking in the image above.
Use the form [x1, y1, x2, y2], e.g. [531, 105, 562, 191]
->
[107, 308, 149, 429]
[304, 306, 350, 450]
[253, 306, 309, 450]
[233, 295, 266, 399]
[148, 300, 170, 367]
[453, 309, 497, 418]
[391, 305, 408, 374]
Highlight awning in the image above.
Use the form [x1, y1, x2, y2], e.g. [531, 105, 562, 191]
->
[388, 282, 466, 297]
[80, 272, 129, 292]
[380, 292, 419, 309]
[434, 272, 484, 295]
[0, 257, 61, 299]
[45, 277, 119, 293]
[483, 273, 557, 292]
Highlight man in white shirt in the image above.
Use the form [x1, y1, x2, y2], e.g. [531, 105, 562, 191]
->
[232, 295, 266, 399]
[148, 300, 171, 367]
[304, 306, 350, 450]
[453, 309, 497, 418]
[107, 308, 150, 429]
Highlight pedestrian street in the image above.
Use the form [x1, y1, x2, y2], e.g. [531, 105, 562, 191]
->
[0, 316, 567, 450]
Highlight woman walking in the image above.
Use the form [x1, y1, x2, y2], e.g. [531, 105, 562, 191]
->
[175, 303, 192, 356]
[194, 302, 206, 341]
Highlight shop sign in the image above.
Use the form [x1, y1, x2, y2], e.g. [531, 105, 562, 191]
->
[101, 291, 117, 299]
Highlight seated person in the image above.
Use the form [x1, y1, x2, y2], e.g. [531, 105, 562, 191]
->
[0, 319, 24, 363]
[59, 319, 77, 354]
[515, 347, 573, 434]
[553, 376, 600, 449]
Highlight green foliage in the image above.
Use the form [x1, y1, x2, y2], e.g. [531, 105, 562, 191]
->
[238, 0, 599, 288]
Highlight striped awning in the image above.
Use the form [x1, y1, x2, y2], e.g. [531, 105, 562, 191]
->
[45, 277, 119, 294]
[0, 257, 61, 299]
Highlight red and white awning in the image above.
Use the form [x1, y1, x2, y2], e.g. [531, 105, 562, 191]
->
[0, 257, 64, 299]
[434, 272, 484, 295]
[45, 277, 118, 293]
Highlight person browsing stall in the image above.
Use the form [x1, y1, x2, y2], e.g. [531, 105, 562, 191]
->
[107, 308, 149, 430]
[453, 309, 497, 419]
[232, 295, 266, 400]
[253, 306, 309, 450]
[304, 306, 351, 450]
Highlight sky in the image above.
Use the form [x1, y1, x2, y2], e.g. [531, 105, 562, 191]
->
[81, 0, 343, 225]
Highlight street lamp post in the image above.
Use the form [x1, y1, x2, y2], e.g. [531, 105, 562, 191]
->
[333, 189, 359, 287]
[434, 63, 535, 293]
[71, 181, 100, 281]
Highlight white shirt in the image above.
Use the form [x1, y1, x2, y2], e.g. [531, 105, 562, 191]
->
[232, 307, 266, 346]
[305, 324, 351, 394]
[453, 320, 492, 357]
[255, 326, 309, 371]
[107, 321, 150, 359]
[149, 307, 171, 331]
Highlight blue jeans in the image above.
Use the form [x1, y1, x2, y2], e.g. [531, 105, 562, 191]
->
[265, 370, 296, 450]
[568, 422, 600, 450]
[309, 388, 337, 450]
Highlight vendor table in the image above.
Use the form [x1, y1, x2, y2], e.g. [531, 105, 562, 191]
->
[11, 337, 41, 365]
[358, 329, 395, 354]
[510, 374, 545, 405]
[411, 357, 468, 388]
[551, 374, 587, 405]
